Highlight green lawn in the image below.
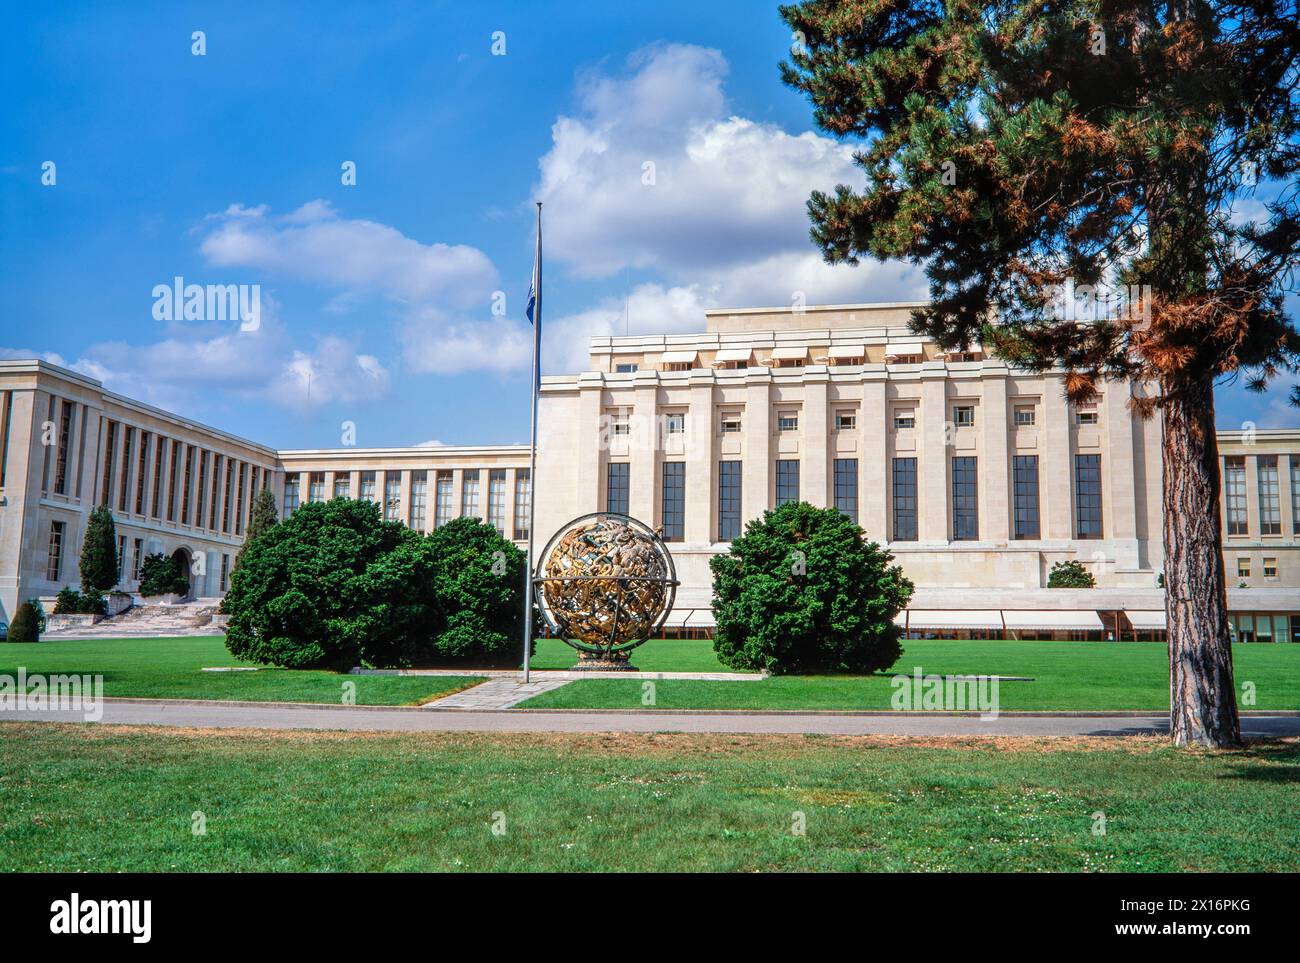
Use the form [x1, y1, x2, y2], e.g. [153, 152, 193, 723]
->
[1, 723, 1296, 871]
[0, 637, 479, 706]
[529, 636, 732, 672]
[520, 639, 1300, 711]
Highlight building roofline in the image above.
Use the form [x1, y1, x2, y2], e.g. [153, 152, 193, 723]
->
[702, 300, 930, 317]
[1, 358, 280, 458]
[276, 445, 530, 457]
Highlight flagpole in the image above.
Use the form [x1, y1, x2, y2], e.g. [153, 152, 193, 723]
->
[522, 202, 542, 683]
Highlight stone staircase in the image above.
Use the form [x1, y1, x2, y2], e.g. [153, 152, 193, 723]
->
[43, 600, 224, 639]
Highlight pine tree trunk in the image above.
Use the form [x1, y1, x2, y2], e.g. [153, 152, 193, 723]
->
[1163, 380, 1241, 747]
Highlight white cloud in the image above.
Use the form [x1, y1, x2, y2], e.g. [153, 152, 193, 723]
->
[534, 43, 926, 362]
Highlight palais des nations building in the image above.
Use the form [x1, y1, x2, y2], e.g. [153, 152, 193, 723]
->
[2, 302, 1298, 643]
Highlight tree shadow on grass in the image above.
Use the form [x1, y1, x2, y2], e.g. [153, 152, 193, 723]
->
[1218, 740, 1300, 783]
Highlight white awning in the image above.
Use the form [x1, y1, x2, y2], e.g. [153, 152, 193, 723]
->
[684, 609, 716, 628]
[712, 347, 752, 363]
[1002, 610, 1103, 631]
[659, 349, 698, 364]
[885, 342, 924, 357]
[828, 344, 866, 359]
[1125, 610, 1167, 631]
[770, 346, 808, 360]
[904, 610, 1005, 630]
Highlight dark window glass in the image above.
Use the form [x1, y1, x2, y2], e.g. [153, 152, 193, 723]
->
[1012, 455, 1040, 539]
[952, 456, 979, 541]
[718, 461, 742, 541]
[775, 459, 800, 506]
[834, 458, 858, 523]
[661, 463, 685, 541]
[606, 462, 629, 515]
[892, 457, 918, 541]
[1074, 454, 1103, 539]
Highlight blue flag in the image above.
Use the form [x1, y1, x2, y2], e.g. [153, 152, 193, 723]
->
[525, 250, 538, 326]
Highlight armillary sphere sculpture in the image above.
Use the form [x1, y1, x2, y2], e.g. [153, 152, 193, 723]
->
[532, 512, 679, 670]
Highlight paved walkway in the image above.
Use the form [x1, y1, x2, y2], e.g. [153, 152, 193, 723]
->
[4, 699, 1300, 738]
[423, 678, 569, 709]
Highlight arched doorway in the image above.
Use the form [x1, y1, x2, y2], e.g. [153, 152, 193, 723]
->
[169, 548, 193, 600]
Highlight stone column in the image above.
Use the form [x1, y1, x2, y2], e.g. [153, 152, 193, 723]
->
[629, 374, 658, 524]
[981, 368, 1011, 543]
[919, 369, 950, 541]
[860, 373, 888, 541]
[1042, 373, 1073, 540]
[743, 372, 772, 523]
[803, 372, 830, 508]
[685, 374, 715, 543]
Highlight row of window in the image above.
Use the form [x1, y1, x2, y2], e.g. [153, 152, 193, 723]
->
[1224, 455, 1300, 536]
[46, 524, 234, 593]
[285, 468, 531, 539]
[605, 401, 1100, 437]
[603, 454, 1104, 542]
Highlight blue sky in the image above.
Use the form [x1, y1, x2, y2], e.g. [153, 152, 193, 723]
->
[2, 0, 1295, 449]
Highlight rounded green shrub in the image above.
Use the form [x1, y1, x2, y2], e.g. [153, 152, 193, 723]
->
[138, 554, 188, 597]
[425, 516, 528, 666]
[1048, 559, 1096, 588]
[710, 501, 912, 675]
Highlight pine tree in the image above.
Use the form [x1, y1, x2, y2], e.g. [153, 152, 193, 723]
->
[226, 488, 279, 606]
[780, 1, 1299, 747]
[79, 504, 118, 593]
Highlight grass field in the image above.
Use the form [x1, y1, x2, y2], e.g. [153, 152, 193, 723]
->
[0, 637, 479, 706]
[521, 639, 1300, 711]
[1, 723, 1296, 871]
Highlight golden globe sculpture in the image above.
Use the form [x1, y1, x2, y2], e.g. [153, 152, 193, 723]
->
[532, 512, 679, 669]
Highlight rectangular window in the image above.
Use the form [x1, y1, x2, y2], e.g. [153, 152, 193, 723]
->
[308, 471, 325, 504]
[664, 412, 685, 435]
[180, 445, 194, 525]
[513, 469, 530, 539]
[606, 463, 630, 515]
[282, 475, 300, 517]
[1014, 405, 1036, 427]
[151, 439, 165, 520]
[1293, 457, 1300, 534]
[1076, 405, 1099, 425]
[952, 456, 979, 540]
[777, 413, 799, 433]
[718, 461, 742, 541]
[221, 459, 234, 533]
[100, 420, 117, 504]
[132, 537, 144, 582]
[1074, 453, 1103, 539]
[893, 410, 916, 430]
[1238, 557, 1251, 578]
[487, 469, 506, 534]
[194, 447, 207, 527]
[775, 459, 800, 506]
[435, 471, 454, 527]
[47, 521, 65, 581]
[1012, 455, 1040, 539]
[460, 470, 480, 519]
[384, 474, 402, 522]
[891, 458, 918, 541]
[360, 471, 377, 503]
[834, 458, 858, 523]
[615, 363, 639, 373]
[207, 454, 221, 529]
[661, 462, 684, 541]
[116, 427, 133, 510]
[1264, 557, 1278, 578]
[234, 463, 247, 535]
[1258, 455, 1281, 535]
[220, 553, 230, 593]
[410, 470, 429, 530]
[167, 442, 181, 522]
[333, 474, 351, 499]
[953, 405, 975, 428]
[53, 399, 72, 495]
[116, 535, 126, 584]
[720, 413, 742, 434]
[1225, 457, 1248, 535]
[834, 411, 857, 432]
